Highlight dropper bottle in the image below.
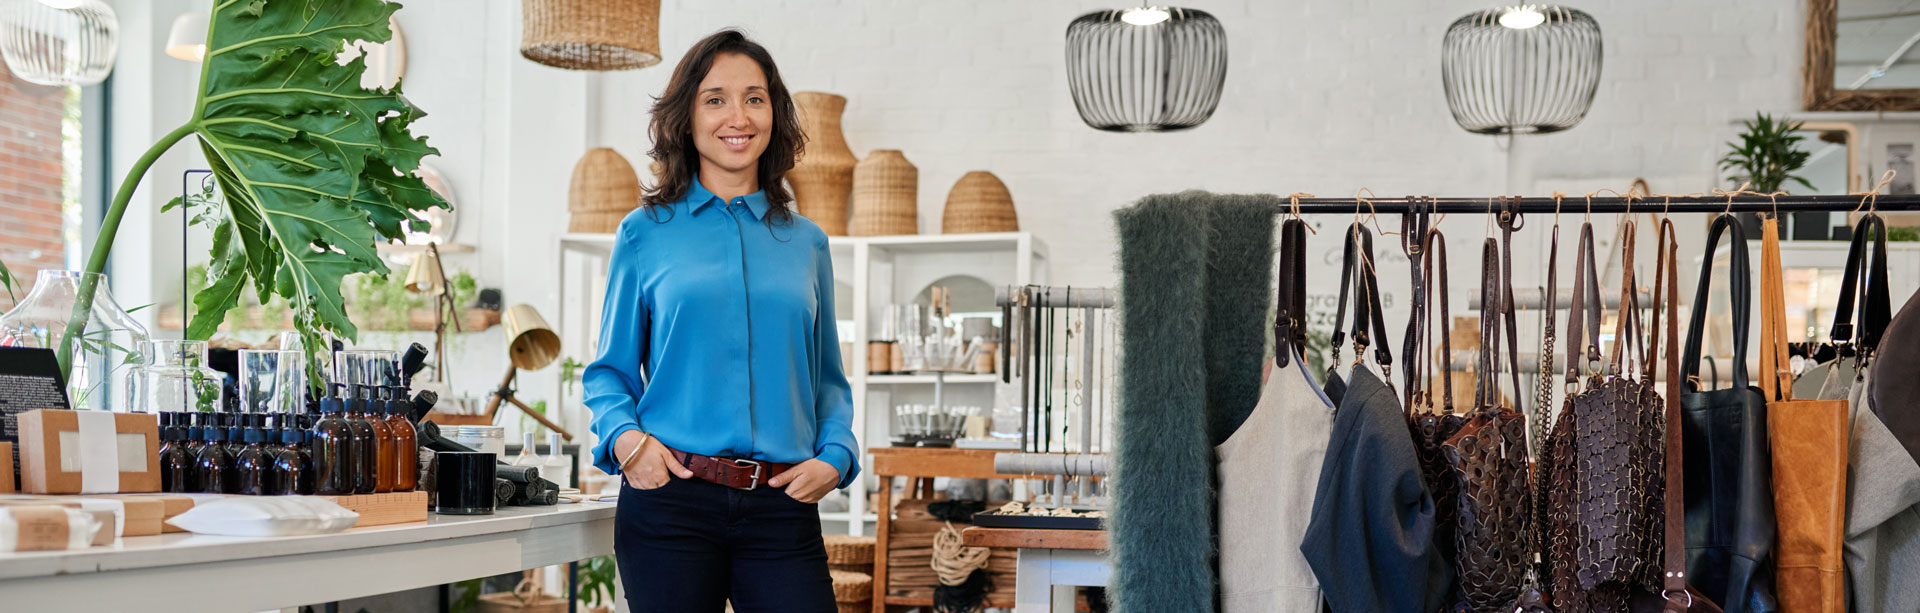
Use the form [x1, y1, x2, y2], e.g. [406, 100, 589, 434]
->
[363, 385, 395, 493]
[344, 384, 377, 494]
[160, 413, 196, 493]
[312, 385, 355, 496]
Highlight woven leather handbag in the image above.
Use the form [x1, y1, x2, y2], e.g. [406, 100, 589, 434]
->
[1405, 222, 1467, 588]
[1441, 209, 1533, 612]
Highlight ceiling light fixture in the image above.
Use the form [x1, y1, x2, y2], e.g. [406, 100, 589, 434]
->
[164, 10, 207, 61]
[1498, 6, 1547, 29]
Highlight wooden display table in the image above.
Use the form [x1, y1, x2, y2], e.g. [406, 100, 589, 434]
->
[962, 526, 1111, 613]
[869, 447, 1023, 612]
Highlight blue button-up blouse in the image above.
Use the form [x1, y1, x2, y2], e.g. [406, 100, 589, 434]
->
[583, 177, 859, 489]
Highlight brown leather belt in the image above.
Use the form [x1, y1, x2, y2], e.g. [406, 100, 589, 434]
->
[673, 449, 794, 491]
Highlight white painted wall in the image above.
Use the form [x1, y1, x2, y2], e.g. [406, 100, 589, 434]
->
[104, 0, 1834, 433]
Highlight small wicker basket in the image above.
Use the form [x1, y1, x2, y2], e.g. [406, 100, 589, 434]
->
[824, 534, 876, 566]
[941, 171, 1018, 233]
[520, 0, 661, 71]
[568, 148, 641, 233]
[849, 150, 918, 236]
[829, 569, 874, 603]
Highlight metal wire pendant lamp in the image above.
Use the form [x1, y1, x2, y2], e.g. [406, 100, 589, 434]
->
[1065, 6, 1227, 132]
[0, 0, 119, 87]
[1441, 5, 1601, 134]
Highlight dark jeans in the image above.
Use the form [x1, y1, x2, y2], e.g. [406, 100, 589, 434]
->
[615, 476, 835, 612]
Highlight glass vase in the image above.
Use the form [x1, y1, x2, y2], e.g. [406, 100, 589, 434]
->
[127, 340, 225, 414]
[0, 270, 150, 411]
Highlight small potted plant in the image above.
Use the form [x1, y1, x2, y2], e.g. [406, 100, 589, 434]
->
[577, 556, 618, 613]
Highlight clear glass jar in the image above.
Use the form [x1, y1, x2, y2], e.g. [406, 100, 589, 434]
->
[238, 349, 303, 414]
[0, 270, 150, 410]
[334, 349, 397, 391]
[443, 425, 505, 457]
[127, 340, 225, 414]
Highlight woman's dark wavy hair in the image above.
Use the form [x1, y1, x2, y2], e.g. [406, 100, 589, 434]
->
[643, 29, 804, 226]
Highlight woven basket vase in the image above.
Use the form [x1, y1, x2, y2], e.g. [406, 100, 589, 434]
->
[850, 149, 918, 236]
[791, 92, 855, 235]
[521, 0, 661, 71]
[941, 171, 1019, 233]
[568, 148, 642, 233]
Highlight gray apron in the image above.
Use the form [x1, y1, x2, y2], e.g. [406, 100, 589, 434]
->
[1217, 352, 1334, 611]
[1839, 365, 1920, 612]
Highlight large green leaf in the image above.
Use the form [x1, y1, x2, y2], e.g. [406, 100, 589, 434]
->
[181, 0, 448, 361]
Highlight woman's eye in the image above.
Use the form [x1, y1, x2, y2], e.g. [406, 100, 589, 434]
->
[748, 96, 765, 104]
[705, 98, 723, 105]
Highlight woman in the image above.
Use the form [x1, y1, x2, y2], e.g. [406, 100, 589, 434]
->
[583, 29, 857, 612]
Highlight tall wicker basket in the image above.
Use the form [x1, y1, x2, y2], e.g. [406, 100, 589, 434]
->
[521, 0, 661, 71]
[790, 92, 855, 235]
[568, 148, 641, 233]
[849, 149, 918, 236]
[941, 171, 1019, 233]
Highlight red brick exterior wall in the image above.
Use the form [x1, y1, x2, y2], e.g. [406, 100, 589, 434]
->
[0, 79, 71, 311]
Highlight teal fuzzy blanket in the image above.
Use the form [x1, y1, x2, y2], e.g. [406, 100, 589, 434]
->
[1109, 192, 1277, 613]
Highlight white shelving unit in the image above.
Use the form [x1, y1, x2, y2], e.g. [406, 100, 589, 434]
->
[557, 231, 1048, 535]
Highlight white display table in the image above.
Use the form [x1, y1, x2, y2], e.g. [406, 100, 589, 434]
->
[0, 502, 616, 612]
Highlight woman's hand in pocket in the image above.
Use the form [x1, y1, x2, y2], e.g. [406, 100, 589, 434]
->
[767, 459, 841, 503]
[616, 431, 692, 490]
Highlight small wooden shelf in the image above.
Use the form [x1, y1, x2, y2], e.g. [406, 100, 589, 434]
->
[961, 526, 1108, 551]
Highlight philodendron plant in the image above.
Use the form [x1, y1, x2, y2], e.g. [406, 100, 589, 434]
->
[61, 0, 447, 378]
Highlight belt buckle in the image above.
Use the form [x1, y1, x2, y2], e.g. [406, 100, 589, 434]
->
[728, 458, 764, 490]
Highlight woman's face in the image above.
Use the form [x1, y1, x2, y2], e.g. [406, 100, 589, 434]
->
[690, 52, 773, 181]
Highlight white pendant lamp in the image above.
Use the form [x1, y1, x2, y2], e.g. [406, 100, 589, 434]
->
[164, 10, 206, 62]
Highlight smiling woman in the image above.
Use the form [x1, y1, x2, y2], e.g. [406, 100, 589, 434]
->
[583, 29, 850, 613]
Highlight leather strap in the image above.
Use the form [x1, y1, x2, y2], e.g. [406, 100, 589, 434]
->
[1496, 199, 1525, 410]
[1607, 221, 1644, 375]
[1683, 215, 1752, 392]
[674, 448, 796, 491]
[1331, 222, 1394, 377]
[1759, 216, 1793, 401]
[1829, 214, 1890, 359]
[1410, 227, 1454, 415]
[1402, 197, 1432, 402]
[1567, 222, 1603, 387]
[1657, 219, 1691, 611]
[1274, 218, 1309, 367]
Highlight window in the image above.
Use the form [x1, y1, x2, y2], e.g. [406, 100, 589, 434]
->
[0, 76, 83, 311]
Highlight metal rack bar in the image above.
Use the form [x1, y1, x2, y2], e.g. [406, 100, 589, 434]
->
[1274, 194, 1920, 214]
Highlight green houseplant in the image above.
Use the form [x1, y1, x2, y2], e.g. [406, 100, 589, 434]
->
[1720, 112, 1815, 193]
[55, 0, 447, 379]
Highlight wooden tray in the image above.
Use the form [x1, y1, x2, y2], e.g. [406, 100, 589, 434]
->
[318, 490, 429, 527]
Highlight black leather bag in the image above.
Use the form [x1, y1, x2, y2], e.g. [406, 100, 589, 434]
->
[1679, 215, 1778, 613]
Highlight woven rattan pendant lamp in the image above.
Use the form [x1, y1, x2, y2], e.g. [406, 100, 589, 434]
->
[521, 0, 660, 71]
[1065, 6, 1228, 132]
[1441, 5, 1602, 135]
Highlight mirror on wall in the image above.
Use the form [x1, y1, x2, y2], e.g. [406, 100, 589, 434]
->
[1807, 0, 1920, 110]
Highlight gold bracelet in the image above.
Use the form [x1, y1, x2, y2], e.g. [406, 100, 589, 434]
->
[618, 431, 651, 471]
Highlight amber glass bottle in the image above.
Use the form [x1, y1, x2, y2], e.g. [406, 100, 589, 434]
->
[386, 389, 419, 491]
[364, 389, 395, 493]
[195, 423, 237, 494]
[234, 427, 273, 496]
[312, 392, 355, 496]
[270, 426, 313, 495]
[344, 388, 378, 494]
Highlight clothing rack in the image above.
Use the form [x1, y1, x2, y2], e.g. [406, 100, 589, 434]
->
[1276, 193, 1920, 214]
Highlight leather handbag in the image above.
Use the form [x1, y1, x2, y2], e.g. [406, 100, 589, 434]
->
[1794, 214, 1889, 401]
[1440, 211, 1533, 612]
[1404, 222, 1466, 591]
[1756, 215, 1849, 613]
[1679, 214, 1779, 613]
[1542, 221, 1665, 611]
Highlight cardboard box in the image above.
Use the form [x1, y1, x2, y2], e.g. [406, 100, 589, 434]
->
[18, 410, 159, 494]
[107, 494, 199, 533]
[0, 442, 13, 493]
[0, 506, 92, 551]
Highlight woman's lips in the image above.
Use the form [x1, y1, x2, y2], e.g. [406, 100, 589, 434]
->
[720, 135, 753, 151]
